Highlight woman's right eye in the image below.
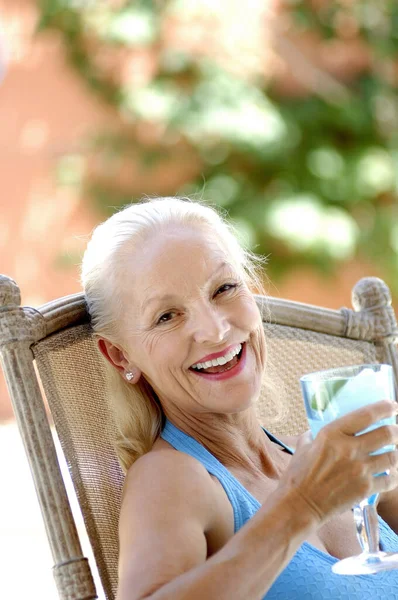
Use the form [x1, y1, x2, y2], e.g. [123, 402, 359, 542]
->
[156, 311, 175, 325]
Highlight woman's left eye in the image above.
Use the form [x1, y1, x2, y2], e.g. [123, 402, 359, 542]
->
[214, 283, 238, 297]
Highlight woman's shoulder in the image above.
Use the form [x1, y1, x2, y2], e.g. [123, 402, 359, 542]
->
[121, 437, 216, 507]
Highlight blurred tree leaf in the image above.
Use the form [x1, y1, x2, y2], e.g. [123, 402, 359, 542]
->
[36, 1, 398, 294]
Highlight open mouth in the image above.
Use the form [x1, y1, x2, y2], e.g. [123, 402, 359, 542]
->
[190, 342, 245, 376]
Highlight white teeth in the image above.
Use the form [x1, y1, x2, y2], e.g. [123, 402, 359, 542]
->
[191, 343, 242, 371]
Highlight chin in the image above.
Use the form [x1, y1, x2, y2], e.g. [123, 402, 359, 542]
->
[222, 390, 259, 414]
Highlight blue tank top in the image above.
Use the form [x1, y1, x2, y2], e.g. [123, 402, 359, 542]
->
[161, 419, 398, 599]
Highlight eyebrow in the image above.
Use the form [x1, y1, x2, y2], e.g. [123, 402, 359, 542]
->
[142, 261, 231, 311]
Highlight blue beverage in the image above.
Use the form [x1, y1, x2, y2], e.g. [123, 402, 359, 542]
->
[301, 364, 395, 505]
[300, 364, 398, 575]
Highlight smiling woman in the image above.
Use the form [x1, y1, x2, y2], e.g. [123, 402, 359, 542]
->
[81, 197, 267, 472]
[80, 197, 398, 600]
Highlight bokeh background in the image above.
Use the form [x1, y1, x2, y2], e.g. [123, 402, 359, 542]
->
[1, 1, 398, 598]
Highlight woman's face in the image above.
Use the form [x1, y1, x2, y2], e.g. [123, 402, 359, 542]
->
[120, 225, 266, 416]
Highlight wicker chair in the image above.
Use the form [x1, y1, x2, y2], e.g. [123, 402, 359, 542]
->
[1, 274, 398, 600]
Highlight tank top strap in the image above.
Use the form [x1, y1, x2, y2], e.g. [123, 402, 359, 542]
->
[161, 419, 230, 478]
[161, 419, 259, 532]
[262, 427, 295, 455]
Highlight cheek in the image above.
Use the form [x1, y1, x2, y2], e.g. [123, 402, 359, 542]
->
[139, 328, 174, 365]
[140, 332, 183, 379]
[240, 295, 263, 330]
[243, 300, 266, 365]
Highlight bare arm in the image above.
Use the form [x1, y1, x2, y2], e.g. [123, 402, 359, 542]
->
[116, 450, 316, 600]
[117, 401, 398, 600]
[116, 451, 211, 600]
[143, 490, 316, 600]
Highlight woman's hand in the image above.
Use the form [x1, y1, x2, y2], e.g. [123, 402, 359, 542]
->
[278, 400, 398, 525]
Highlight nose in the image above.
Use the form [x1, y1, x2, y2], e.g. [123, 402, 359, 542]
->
[191, 303, 231, 345]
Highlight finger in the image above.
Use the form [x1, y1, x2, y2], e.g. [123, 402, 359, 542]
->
[357, 424, 398, 454]
[295, 430, 312, 450]
[371, 467, 398, 495]
[334, 400, 398, 436]
[367, 449, 398, 475]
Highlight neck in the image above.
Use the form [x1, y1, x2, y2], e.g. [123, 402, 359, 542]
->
[163, 406, 283, 479]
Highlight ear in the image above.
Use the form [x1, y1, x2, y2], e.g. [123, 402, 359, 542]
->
[97, 337, 142, 384]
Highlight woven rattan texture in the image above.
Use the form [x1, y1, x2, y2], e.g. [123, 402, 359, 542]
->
[33, 320, 377, 599]
[33, 325, 122, 600]
[256, 323, 377, 436]
[53, 558, 96, 600]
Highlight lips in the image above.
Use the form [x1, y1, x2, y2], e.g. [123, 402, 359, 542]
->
[190, 343, 243, 369]
[189, 342, 247, 381]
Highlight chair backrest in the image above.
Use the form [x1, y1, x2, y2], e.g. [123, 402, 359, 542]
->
[1, 275, 398, 600]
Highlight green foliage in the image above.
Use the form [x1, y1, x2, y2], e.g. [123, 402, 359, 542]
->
[37, 0, 398, 292]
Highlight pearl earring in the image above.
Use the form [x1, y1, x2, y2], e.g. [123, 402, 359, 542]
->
[125, 371, 134, 381]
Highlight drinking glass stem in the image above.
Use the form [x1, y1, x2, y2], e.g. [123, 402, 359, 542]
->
[353, 503, 380, 554]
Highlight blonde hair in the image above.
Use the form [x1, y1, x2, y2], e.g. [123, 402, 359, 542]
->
[81, 197, 266, 472]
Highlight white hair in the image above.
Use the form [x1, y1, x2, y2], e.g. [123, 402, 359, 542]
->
[81, 196, 267, 472]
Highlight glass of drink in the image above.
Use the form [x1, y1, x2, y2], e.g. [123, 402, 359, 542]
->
[300, 363, 398, 575]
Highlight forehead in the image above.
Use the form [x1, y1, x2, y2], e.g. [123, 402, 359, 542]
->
[123, 226, 236, 302]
